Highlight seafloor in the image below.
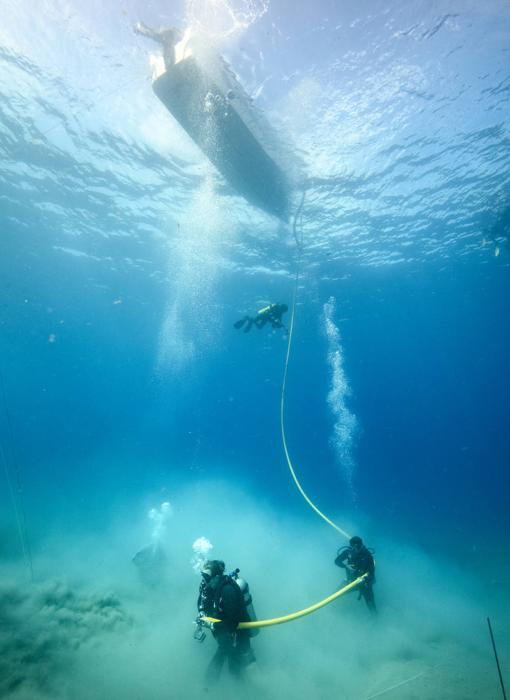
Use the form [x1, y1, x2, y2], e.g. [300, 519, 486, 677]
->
[1, 480, 508, 700]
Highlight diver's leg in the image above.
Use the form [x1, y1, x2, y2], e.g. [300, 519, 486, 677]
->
[215, 634, 241, 677]
[362, 584, 377, 613]
[234, 316, 249, 330]
[243, 318, 255, 333]
[236, 631, 256, 666]
[205, 637, 228, 683]
[228, 647, 242, 677]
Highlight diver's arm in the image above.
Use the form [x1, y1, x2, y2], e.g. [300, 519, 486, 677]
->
[334, 549, 349, 568]
[133, 22, 161, 42]
[366, 552, 375, 577]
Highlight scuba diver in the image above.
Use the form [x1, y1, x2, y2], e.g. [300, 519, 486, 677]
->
[133, 21, 182, 70]
[234, 303, 288, 333]
[196, 560, 256, 682]
[335, 536, 377, 613]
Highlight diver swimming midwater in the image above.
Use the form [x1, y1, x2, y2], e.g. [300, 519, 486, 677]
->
[234, 303, 288, 333]
[335, 536, 377, 613]
[196, 560, 256, 683]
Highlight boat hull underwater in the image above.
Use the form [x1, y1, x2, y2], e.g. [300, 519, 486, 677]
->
[153, 56, 290, 220]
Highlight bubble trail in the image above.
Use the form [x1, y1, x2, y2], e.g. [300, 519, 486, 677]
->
[323, 296, 359, 499]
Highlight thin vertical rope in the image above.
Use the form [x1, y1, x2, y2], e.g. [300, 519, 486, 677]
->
[280, 188, 351, 540]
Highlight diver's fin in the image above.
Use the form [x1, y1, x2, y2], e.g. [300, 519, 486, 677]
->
[234, 318, 247, 330]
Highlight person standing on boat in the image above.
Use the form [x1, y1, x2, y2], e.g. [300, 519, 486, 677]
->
[134, 21, 182, 70]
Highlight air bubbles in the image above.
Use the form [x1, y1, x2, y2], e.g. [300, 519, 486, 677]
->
[323, 297, 359, 499]
[191, 536, 214, 573]
[148, 501, 173, 545]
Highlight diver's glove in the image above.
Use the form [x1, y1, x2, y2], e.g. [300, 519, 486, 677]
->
[193, 624, 206, 642]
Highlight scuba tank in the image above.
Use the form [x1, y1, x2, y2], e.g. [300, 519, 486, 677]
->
[229, 568, 259, 637]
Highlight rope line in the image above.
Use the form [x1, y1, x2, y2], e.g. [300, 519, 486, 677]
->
[280, 187, 351, 540]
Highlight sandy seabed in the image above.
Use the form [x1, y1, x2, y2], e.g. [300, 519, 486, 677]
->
[1, 481, 508, 700]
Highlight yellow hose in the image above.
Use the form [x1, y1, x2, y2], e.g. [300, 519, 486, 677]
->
[281, 190, 351, 540]
[198, 195, 362, 636]
[202, 574, 367, 629]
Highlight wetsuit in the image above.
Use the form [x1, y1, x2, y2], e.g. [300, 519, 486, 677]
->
[198, 576, 254, 679]
[335, 545, 377, 612]
[235, 303, 288, 333]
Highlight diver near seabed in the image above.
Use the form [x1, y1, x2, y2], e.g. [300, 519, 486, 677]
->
[195, 560, 256, 682]
[234, 303, 289, 333]
[335, 536, 377, 613]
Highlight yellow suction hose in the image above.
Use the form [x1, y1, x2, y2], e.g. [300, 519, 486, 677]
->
[199, 194, 362, 636]
[202, 574, 367, 629]
[281, 189, 351, 540]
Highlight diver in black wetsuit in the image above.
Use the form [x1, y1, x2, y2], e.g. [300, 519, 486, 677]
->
[335, 536, 377, 613]
[133, 21, 181, 70]
[197, 560, 255, 682]
[234, 303, 288, 333]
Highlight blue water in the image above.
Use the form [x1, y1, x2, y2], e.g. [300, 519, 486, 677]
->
[1, 2, 509, 698]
